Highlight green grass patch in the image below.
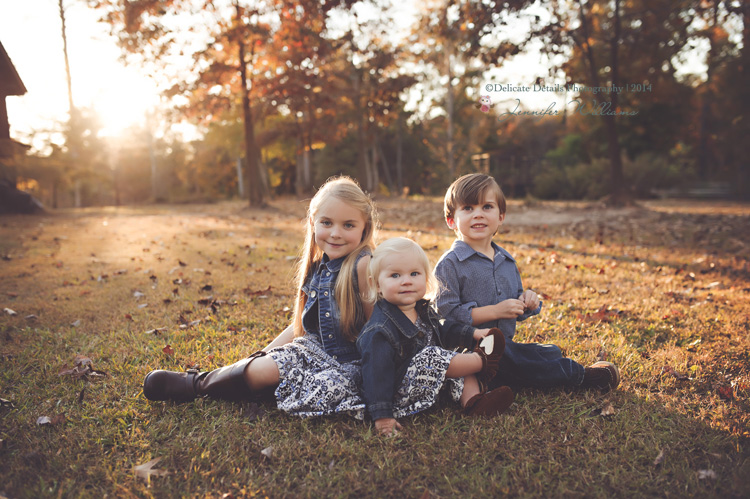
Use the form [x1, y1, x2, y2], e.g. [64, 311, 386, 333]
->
[1, 199, 749, 497]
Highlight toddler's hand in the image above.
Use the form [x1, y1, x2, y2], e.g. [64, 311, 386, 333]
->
[473, 328, 491, 341]
[375, 418, 402, 437]
[520, 290, 540, 311]
[495, 299, 525, 319]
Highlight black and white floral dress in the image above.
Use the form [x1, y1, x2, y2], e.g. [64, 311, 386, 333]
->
[389, 316, 464, 418]
[267, 251, 368, 419]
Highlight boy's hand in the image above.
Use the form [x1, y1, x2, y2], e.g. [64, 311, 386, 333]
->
[494, 299, 525, 319]
[375, 418, 402, 437]
[473, 328, 491, 340]
[520, 290, 540, 311]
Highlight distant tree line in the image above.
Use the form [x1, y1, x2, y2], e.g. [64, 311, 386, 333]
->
[9, 0, 748, 207]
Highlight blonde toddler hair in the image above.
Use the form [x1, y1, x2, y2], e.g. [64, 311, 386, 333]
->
[367, 237, 439, 303]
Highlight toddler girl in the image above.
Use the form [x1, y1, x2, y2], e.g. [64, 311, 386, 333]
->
[143, 176, 376, 418]
[356, 237, 514, 436]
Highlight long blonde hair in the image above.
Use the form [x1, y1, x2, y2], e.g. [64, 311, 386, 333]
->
[292, 176, 378, 341]
[366, 237, 439, 303]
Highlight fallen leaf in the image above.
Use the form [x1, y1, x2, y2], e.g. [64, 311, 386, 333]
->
[145, 327, 167, 335]
[36, 414, 64, 426]
[243, 402, 267, 422]
[70, 319, 81, 327]
[260, 446, 273, 460]
[600, 402, 616, 417]
[697, 469, 717, 480]
[162, 345, 175, 356]
[3, 308, 17, 316]
[653, 449, 666, 466]
[25, 314, 38, 321]
[197, 296, 214, 305]
[582, 305, 619, 323]
[134, 457, 169, 485]
[133, 291, 146, 299]
[124, 314, 133, 321]
[58, 355, 107, 380]
[1, 397, 15, 409]
[661, 366, 690, 381]
[243, 286, 272, 297]
[717, 386, 733, 401]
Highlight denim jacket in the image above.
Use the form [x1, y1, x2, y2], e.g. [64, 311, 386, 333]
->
[300, 249, 369, 364]
[356, 299, 476, 421]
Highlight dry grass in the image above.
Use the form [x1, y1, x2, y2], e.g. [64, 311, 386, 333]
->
[1, 197, 749, 498]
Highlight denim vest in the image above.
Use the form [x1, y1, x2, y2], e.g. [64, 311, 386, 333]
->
[356, 299, 476, 420]
[300, 249, 369, 364]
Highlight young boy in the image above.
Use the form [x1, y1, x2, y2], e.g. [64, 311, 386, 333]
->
[434, 173, 620, 391]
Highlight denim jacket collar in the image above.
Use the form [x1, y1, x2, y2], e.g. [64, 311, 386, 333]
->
[376, 299, 432, 339]
[319, 253, 346, 274]
[451, 240, 516, 264]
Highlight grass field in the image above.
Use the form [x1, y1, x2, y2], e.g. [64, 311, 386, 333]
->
[1, 197, 749, 498]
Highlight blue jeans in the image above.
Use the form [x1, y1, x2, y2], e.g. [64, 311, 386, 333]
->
[489, 340, 585, 389]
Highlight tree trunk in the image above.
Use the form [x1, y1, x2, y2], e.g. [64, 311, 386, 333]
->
[236, 5, 265, 207]
[578, 0, 626, 205]
[295, 136, 304, 197]
[377, 141, 395, 194]
[738, 0, 750, 198]
[396, 118, 403, 194]
[445, 41, 455, 178]
[59, 0, 81, 207]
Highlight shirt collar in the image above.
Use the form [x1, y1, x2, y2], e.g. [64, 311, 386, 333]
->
[451, 239, 515, 264]
[319, 253, 345, 274]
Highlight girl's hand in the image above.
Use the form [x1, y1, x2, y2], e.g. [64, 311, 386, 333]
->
[494, 299, 525, 319]
[375, 418, 402, 436]
[520, 290, 540, 311]
[473, 328, 491, 341]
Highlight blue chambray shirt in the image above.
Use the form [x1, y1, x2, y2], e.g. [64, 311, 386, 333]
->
[300, 250, 368, 363]
[434, 240, 542, 340]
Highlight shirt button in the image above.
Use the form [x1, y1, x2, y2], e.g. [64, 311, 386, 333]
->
[325, 312, 330, 317]
[311, 291, 316, 298]
[333, 355, 338, 360]
[328, 334, 333, 339]
[324, 291, 328, 296]
[326, 271, 330, 276]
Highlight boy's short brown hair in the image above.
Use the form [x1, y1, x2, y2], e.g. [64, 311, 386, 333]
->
[444, 173, 507, 222]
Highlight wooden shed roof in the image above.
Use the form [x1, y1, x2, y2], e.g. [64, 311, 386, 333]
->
[0, 41, 28, 97]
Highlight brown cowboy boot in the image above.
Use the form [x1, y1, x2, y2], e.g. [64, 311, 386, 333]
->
[473, 328, 506, 386]
[143, 351, 267, 402]
[463, 385, 515, 418]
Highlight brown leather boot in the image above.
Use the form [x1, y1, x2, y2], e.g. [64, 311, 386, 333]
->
[473, 328, 506, 386]
[463, 385, 514, 418]
[143, 351, 267, 402]
[580, 361, 620, 392]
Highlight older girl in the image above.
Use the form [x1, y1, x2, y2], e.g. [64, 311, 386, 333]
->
[143, 176, 376, 417]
